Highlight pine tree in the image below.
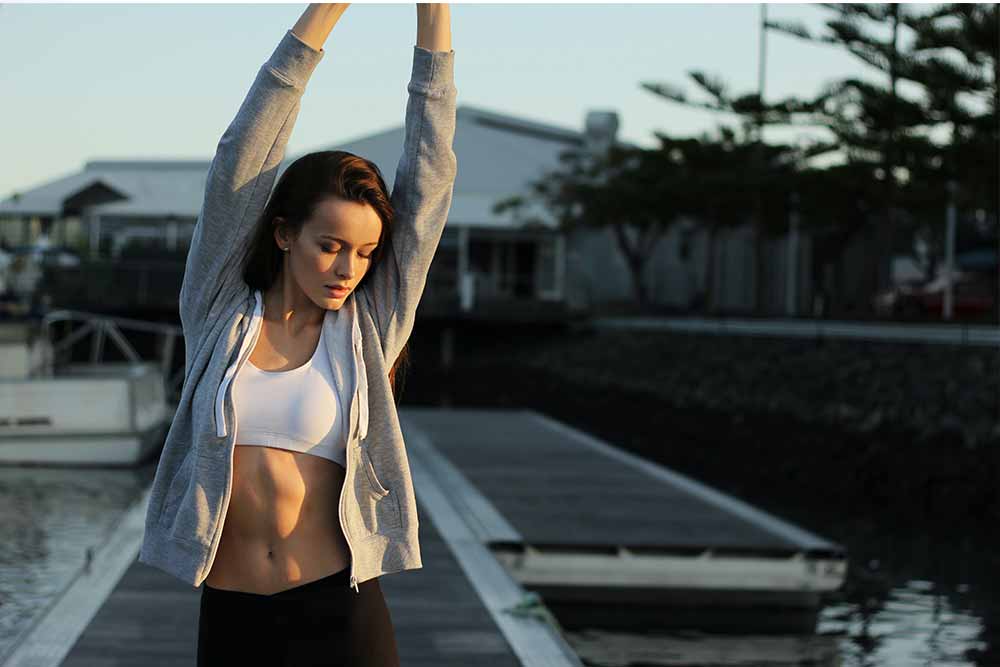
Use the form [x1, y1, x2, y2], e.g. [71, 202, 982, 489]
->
[639, 6, 839, 315]
[493, 142, 673, 310]
[901, 4, 997, 256]
[493, 124, 801, 313]
[766, 5, 919, 306]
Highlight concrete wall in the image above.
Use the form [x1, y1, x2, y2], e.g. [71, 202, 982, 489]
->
[565, 219, 816, 315]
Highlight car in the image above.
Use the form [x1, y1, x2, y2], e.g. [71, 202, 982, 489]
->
[873, 271, 995, 319]
[872, 278, 925, 317]
[919, 274, 994, 317]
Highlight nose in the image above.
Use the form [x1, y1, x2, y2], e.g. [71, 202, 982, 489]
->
[334, 253, 360, 280]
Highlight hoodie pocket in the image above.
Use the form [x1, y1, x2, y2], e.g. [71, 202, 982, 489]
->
[361, 447, 390, 498]
[357, 447, 401, 534]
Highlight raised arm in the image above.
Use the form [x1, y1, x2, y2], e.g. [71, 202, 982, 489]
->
[415, 2, 451, 52]
[360, 4, 458, 364]
[178, 4, 348, 337]
[359, 3, 457, 366]
[292, 3, 350, 51]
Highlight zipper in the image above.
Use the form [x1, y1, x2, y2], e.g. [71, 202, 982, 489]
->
[339, 439, 359, 594]
[215, 318, 255, 436]
[201, 291, 263, 586]
[340, 316, 360, 592]
[339, 297, 363, 594]
[214, 290, 265, 438]
[205, 290, 361, 593]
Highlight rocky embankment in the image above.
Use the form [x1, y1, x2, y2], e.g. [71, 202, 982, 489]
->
[490, 327, 1000, 451]
[406, 321, 1000, 530]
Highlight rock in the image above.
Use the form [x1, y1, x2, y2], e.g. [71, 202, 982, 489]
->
[829, 402, 861, 422]
[859, 409, 884, 433]
[921, 414, 967, 448]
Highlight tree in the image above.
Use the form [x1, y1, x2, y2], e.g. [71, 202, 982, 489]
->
[649, 125, 803, 313]
[493, 142, 674, 310]
[904, 4, 999, 317]
[902, 4, 998, 245]
[764, 3, 995, 306]
[494, 123, 803, 313]
[639, 29, 840, 315]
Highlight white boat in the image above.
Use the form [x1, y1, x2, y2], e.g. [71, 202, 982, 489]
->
[0, 313, 178, 466]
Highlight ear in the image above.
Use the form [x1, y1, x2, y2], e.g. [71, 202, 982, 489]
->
[272, 217, 293, 250]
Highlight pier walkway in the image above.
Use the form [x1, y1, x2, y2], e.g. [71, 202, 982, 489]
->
[4, 407, 846, 666]
[401, 407, 847, 629]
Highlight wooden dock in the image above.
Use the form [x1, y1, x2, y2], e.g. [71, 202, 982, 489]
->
[400, 407, 848, 633]
[5, 411, 581, 667]
[4, 407, 846, 666]
[49, 515, 539, 667]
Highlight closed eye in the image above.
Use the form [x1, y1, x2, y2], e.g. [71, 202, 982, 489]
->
[321, 244, 372, 259]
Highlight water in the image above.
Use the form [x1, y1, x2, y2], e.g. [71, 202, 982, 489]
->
[2, 455, 993, 667]
[541, 514, 999, 666]
[401, 327, 1000, 667]
[818, 581, 986, 667]
[558, 572, 992, 666]
[2, 328, 994, 666]
[0, 461, 156, 660]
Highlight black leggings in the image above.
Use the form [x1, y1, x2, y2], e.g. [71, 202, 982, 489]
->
[197, 566, 400, 666]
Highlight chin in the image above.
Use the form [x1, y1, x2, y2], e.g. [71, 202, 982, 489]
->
[323, 295, 347, 309]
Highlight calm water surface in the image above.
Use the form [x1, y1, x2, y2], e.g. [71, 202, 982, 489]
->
[0, 461, 156, 660]
[559, 567, 992, 666]
[416, 361, 1000, 667]
[1, 427, 995, 666]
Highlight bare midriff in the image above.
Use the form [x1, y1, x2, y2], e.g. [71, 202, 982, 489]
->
[203, 444, 351, 595]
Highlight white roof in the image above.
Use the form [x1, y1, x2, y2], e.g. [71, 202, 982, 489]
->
[0, 161, 211, 219]
[1, 104, 635, 230]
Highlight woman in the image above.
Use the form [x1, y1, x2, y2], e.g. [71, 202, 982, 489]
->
[137, 3, 457, 665]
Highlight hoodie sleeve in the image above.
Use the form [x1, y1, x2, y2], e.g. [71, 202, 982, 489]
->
[359, 46, 458, 367]
[179, 29, 324, 335]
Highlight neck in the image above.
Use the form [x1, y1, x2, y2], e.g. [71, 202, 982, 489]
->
[262, 282, 326, 335]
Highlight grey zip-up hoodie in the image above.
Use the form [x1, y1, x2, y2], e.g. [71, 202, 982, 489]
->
[138, 28, 457, 593]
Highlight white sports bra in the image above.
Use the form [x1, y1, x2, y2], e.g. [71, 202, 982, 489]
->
[230, 306, 351, 468]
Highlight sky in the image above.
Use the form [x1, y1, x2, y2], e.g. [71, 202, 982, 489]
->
[0, 2, 927, 202]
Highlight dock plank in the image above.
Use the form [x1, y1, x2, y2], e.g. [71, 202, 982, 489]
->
[59, 497, 522, 667]
[400, 407, 837, 554]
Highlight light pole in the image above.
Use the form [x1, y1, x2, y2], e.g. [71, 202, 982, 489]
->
[943, 179, 957, 320]
[786, 191, 800, 316]
[753, 3, 769, 314]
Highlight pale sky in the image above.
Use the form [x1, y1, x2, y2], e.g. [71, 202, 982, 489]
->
[1, 2, 924, 202]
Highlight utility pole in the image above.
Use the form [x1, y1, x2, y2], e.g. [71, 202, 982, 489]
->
[994, 2, 999, 426]
[943, 180, 957, 320]
[753, 3, 769, 314]
[759, 4, 768, 113]
[786, 192, 800, 316]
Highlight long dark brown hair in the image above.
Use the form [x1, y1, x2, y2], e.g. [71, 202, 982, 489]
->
[240, 150, 409, 403]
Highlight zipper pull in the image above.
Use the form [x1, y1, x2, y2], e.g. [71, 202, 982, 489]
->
[350, 575, 359, 593]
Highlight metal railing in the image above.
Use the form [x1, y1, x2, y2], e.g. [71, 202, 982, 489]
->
[591, 315, 1000, 347]
[40, 260, 185, 311]
[30, 310, 185, 402]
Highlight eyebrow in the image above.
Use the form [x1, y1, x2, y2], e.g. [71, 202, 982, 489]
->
[318, 235, 379, 248]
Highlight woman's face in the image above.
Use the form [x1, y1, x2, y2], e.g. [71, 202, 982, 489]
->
[278, 196, 383, 311]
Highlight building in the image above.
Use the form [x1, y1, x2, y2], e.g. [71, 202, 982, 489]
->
[0, 104, 817, 317]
